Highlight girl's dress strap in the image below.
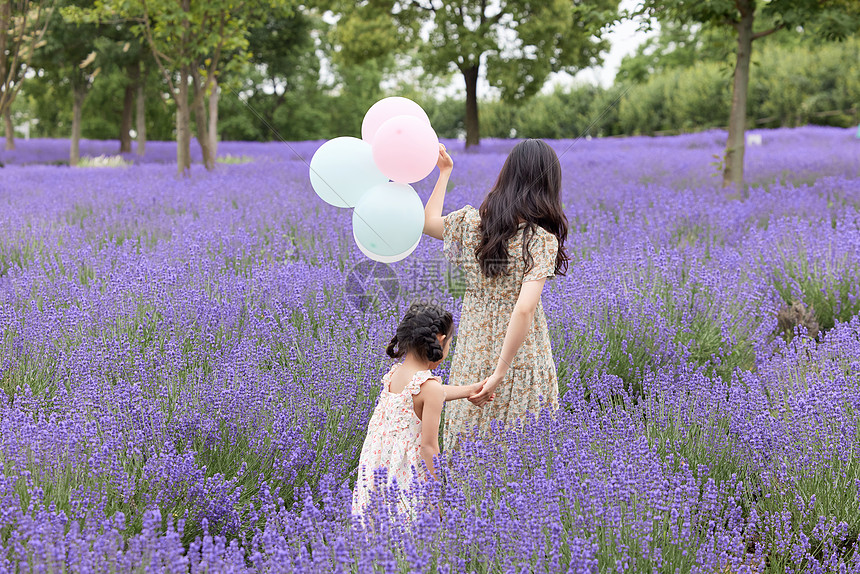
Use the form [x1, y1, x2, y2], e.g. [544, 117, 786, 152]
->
[382, 362, 401, 391]
[408, 370, 437, 395]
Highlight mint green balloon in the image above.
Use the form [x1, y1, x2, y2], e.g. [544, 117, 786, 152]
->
[309, 137, 388, 208]
[353, 182, 424, 257]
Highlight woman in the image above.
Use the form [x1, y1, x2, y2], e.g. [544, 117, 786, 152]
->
[423, 140, 569, 450]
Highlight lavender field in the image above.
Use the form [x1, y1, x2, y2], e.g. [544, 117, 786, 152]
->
[1, 127, 859, 573]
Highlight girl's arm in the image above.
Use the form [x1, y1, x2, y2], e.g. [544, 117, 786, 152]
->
[418, 379, 446, 480]
[469, 278, 546, 406]
[443, 381, 488, 401]
[423, 144, 453, 240]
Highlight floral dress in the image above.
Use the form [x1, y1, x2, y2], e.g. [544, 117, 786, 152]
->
[352, 364, 441, 516]
[442, 205, 559, 451]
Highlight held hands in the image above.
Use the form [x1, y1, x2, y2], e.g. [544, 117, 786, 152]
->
[469, 372, 503, 407]
[437, 143, 453, 174]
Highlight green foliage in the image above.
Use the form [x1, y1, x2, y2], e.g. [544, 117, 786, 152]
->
[20, 64, 175, 141]
[238, 6, 323, 134]
[617, 62, 733, 135]
[634, 0, 860, 186]
[328, 0, 621, 145]
[0, 0, 54, 117]
[402, 0, 619, 101]
[751, 39, 860, 128]
[211, 24, 860, 144]
[616, 20, 734, 85]
[330, 2, 404, 67]
[419, 97, 466, 140]
[8, 1, 860, 148]
[34, 1, 101, 87]
[613, 37, 860, 136]
[637, 0, 859, 39]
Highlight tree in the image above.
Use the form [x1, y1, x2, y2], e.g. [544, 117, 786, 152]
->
[242, 7, 322, 137]
[79, 0, 291, 174]
[35, 0, 102, 165]
[370, 0, 619, 147]
[636, 0, 859, 189]
[90, 26, 149, 154]
[1, 0, 53, 150]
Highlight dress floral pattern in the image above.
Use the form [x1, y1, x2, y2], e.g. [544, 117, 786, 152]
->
[442, 205, 559, 451]
[352, 364, 440, 516]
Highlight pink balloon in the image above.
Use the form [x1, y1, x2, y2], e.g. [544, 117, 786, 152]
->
[372, 115, 439, 184]
[362, 97, 430, 143]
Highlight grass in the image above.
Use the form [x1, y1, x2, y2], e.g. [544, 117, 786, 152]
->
[78, 155, 132, 168]
[217, 154, 254, 165]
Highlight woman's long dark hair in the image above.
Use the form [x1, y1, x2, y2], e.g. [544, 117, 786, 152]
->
[476, 139, 569, 278]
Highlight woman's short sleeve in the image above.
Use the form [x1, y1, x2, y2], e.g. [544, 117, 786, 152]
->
[443, 205, 477, 264]
[523, 231, 559, 282]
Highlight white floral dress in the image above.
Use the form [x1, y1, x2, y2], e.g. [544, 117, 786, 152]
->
[352, 364, 441, 516]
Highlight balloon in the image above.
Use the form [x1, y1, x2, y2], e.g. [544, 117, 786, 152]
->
[309, 137, 388, 208]
[353, 182, 424, 259]
[362, 97, 430, 143]
[354, 232, 420, 264]
[371, 116, 439, 184]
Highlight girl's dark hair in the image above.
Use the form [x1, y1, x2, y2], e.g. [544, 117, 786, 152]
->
[476, 139, 569, 278]
[386, 302, 454, 363]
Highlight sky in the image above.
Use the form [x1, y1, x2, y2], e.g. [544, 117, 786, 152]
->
[568, 0, 657, 88]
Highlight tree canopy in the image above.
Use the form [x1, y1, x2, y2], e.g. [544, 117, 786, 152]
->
[334, 0, 619, 147]
[4, 1, 858, 179]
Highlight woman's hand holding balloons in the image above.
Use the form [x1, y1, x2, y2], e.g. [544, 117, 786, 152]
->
[437, 143, 453, 175]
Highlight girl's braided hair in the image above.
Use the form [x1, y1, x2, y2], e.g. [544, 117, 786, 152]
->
[386, 302, 454, 363]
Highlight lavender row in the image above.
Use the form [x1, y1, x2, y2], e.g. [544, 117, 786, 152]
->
[0, 126, 859, 571]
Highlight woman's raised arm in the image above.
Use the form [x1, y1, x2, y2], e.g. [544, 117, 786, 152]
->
[423, 144, 453, 240]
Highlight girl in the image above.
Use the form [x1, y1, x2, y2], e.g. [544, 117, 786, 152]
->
[352, 302, 490, 517]
[424, 140, 569, 451]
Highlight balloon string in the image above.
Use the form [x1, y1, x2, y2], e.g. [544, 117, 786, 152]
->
[227, 86, 397, 253]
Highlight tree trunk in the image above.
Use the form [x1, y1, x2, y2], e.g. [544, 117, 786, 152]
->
[463, 65, 480, 148]
[0, 0, 10, 122]
[119, 82, 134, 154]
[119, 61, 139, 154]
[176, 65, 192, 175]
[70, 84, 86, 166]
[208, 77, 219, 159]
[136, 63, 146, 156]
[190, 68, 214, 171]
[723, 3, 754, 190]
[3, 108, 13, 151]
